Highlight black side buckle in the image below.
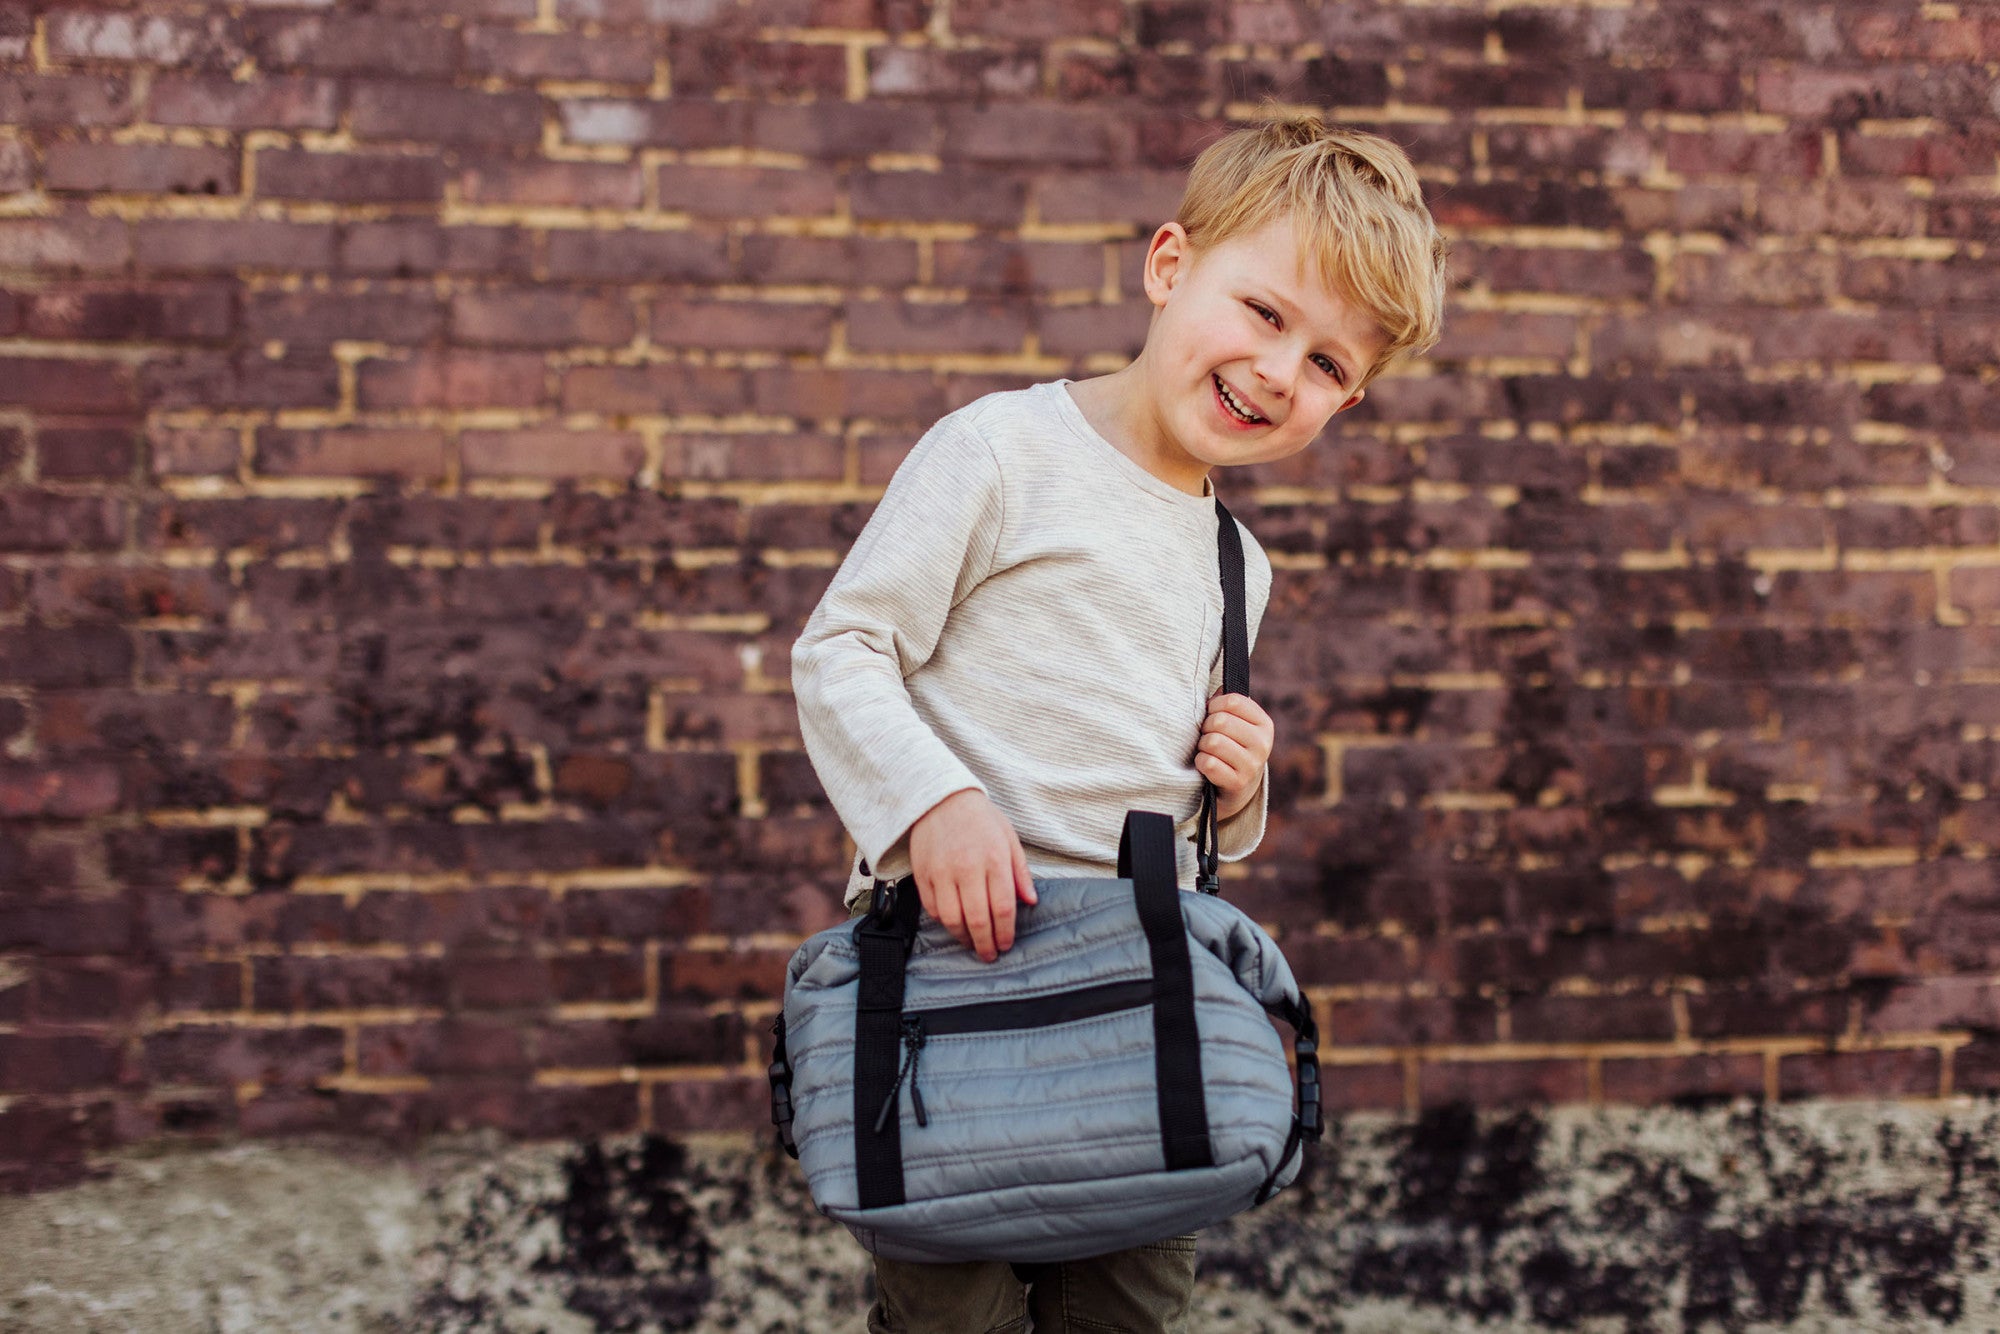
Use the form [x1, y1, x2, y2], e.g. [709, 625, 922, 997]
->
[851, 877, 919, 956]
[1295, 1033, 1323, 1140]
[768, 1015, 799, 1159]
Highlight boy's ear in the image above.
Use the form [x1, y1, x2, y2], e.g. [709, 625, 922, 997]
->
[1141, 222, 1190, 309]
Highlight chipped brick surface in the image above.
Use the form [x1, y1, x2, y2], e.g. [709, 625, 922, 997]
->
[1, 0, 1998, 1207]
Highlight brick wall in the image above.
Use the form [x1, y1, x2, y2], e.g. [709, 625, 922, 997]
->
[1, 0, 1996, 1191]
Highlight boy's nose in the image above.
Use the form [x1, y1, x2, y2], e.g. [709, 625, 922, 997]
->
[1251, 352, 1294, 400]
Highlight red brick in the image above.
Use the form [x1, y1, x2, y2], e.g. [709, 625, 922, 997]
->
[664, 946, 790, 1001]
[651, 298, 835, 352]
[44, 142, 239, 196]
[255, 428, 449, 479]
[350, 81, 547, 145]
[255, 148, 448, 203]
[360, 1017, 527, 1076]
[1321, 996, 1494, 1047]
[144, 1023, 345, 1085]
[668, 35, 846, 97]
[47, 11, 245, 67]
[247, 15, 458, 77]
[870, 46, 1040, 100]
[245, 291, 444, 345]
[1419, 1058, 1590, 1108]
[559, 97, 749, 150]
[148, 74, 338, 129]
[542, 229, 729, 283]
[852, 168, 1027, 226]
[550, 949, 647, 1004]
[0, 492, 125, 551]
[456, 157, 644, 209]
[536, 1007, 741, 1069]
[1033, 169, 1186, 226]
[1507, 993, 1676, 1043]
[0, 763, 122, 818]
[160, 957, 249, 1013]
[0, 357, 139, 413]
[737, 235, 919, 287]
[340, 223, 531, 277]
[562, 363, 751, 416]
[1780, 1048, 1940, 1100]
[655, 164, 840, 219]
[1666, 130, 1824, 179]
[0, 1033, 123, 1093]
[1757, 182, 1925, 238]
[847, 299, 1030, 354]
[464, 26, 658, 83]
[1322, 1061, 1407, 1112]
[942, 105, 1131, 166]
[1601, 1054, 1766, 1106]
[134, 218, 336, 273]
[252, 955, 450, 1013]
[22, 284, 233, 342]
[0, 141, 27, 195]
[452, 290, 634, 348]
[1949, 568, 2000, 613]
[650, 1073, 767, 1134]
[357, 349, 548, 410]
[954, 0, 1123, 40]
[749, 101, 941, 158]
[662, 433, 845, 482]
[0, 74, 144, 126]
[461, 430, 646, 481]
[1037, 302, 1150, 357]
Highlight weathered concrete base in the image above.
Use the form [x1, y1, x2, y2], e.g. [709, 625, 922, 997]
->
[4, 1101, 1998, 1332]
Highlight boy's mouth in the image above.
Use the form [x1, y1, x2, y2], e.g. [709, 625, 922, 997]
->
[1213, 374, 1267, 426]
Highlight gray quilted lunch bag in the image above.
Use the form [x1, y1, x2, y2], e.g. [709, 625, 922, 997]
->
[766, 504, 1323, 1264]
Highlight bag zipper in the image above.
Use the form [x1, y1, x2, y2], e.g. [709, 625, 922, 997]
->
[869, 978, 1155, 1135]
[908, 976, 1153, 1035]
[874, 1015, 928, 1133]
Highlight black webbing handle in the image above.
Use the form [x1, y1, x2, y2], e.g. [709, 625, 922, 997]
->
[1121, 810, 1215, 1172]
[853, 877, 921, 1209]
[1196, 500, 1251, 894]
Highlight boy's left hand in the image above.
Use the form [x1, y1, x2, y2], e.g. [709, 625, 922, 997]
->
[1198, 693, 1273, 821]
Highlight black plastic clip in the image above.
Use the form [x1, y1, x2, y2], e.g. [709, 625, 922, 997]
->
[1295, 1031, 1322, 1140]
[851, 876, 920, 956]
[768, 1014, 799, 1160]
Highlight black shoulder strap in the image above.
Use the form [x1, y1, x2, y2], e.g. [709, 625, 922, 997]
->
[1195, 500, 1250, 894]
[1122, 810, 1214, 1171]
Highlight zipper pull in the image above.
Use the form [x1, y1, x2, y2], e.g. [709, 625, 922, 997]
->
[873, 1016, 928, 1134]
[906, 1017, 928, 1127]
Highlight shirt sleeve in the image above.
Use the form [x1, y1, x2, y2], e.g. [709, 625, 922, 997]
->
[1214, 513, 1273, 864]
[791, 415, 1006, 872]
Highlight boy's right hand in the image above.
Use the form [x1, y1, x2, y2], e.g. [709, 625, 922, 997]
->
[907, 788, 1038, 963]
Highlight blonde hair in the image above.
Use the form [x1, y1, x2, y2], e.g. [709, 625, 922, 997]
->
[1175, 115, 1448, 385]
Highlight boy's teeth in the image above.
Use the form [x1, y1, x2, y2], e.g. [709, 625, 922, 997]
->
[1216, 376, 1261, 422]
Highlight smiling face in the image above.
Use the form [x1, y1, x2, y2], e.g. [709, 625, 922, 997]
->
[1122, 213, 1388, 493]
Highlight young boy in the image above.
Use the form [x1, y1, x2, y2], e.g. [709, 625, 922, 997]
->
[790, 115, 1446, 1334]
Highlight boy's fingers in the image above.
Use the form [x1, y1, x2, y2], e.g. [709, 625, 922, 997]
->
[1199, 731, 1258, 771]
[988, 865, 1016, 954]
[1012, 840, 1037, 907]
[960, 875, 997, 962]
[1208, 693, 1274, 732]
[930, 875, 966, 945]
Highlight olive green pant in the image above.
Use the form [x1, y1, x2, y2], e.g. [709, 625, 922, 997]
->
[847, 887, 1200, 1333]
[867, 1237, 1198, 1333]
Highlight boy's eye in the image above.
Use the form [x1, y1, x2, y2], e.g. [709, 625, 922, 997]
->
[1312, 354, 1343, 383]
[1249, 301, 1280, 327]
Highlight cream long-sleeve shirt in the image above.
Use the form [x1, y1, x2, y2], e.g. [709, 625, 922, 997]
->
[791, 379, 1274, 908]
